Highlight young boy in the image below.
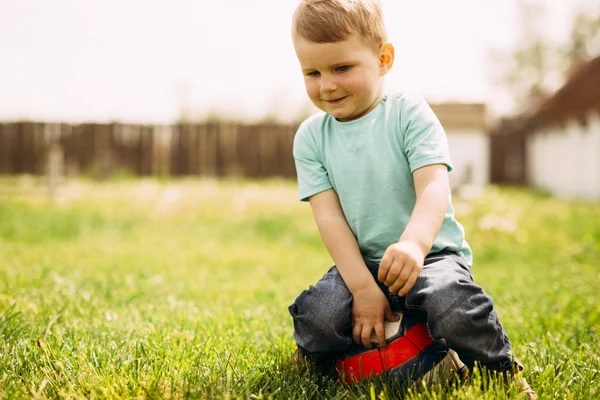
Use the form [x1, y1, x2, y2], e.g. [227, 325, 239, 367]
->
[287, 0, 535, 398]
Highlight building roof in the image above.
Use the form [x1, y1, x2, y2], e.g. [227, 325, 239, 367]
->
[430, 102, 487, 132]
[527, 55, 600, 130]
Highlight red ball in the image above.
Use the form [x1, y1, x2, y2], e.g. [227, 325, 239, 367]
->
[336, 313, 454, 384]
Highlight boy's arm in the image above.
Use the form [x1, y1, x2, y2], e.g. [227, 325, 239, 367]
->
[400, 163, 450, 254]
[309, 189, 398, 349]
[378, 164, 449, 295]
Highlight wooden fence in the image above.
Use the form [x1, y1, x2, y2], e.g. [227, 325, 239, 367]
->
[490, 130, 528, 185]
[489, 118, 528, 185]
[0, 122, 299, 179]
[1, 120, 533, 184]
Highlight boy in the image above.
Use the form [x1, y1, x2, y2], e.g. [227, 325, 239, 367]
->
[287, 0, 535, 398]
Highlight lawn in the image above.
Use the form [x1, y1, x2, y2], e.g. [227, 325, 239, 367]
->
[1, 177, 599, 399]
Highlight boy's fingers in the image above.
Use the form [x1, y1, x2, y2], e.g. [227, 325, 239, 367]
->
[352, 323, 362, 345]
[388, 267, 407, 292]
[394, 268, 412, 290]
[361, 325, 373, 349]
[374, 323, 386, 349]
[384, 305, 398, 322]
[384, 260, 403, 287]
[398, 269, 420, 296]
[378, 253, 392, 281]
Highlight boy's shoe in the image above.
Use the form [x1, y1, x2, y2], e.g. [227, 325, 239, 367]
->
[461, 360, 536, 400]
[505, 360, 537, 399]
[518, 377, 537, 400]
[293, 348, 306, 367]
[506, 374, 537, 399]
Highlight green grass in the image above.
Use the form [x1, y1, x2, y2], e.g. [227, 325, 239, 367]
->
[1, 177, 599, 399]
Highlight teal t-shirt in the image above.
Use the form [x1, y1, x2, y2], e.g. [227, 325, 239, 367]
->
[293, 92, 473, 265]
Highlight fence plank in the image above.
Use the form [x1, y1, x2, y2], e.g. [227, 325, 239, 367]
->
[0, 125, 7, 174]
[0, 125, 14, 174]
[140, 126, 153, 176]
[201, 123, 218, 176]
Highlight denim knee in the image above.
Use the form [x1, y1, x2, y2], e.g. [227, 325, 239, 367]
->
[289, 268, 353, 354]
[407, 263, 496, 340]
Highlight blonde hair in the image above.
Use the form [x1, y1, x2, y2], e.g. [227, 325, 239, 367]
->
[292, 0, 387, 50]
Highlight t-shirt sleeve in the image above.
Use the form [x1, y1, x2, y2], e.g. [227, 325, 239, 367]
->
[400, 94, 453, 173]
[293, 121, 333, 202]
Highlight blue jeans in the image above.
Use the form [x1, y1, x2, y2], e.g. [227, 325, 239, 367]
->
[288, 251, 518, 372]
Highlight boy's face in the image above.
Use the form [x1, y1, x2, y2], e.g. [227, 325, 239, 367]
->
[294, 33, 386, 122]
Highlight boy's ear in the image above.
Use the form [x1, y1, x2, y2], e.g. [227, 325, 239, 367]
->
[379, 42, 395, 75]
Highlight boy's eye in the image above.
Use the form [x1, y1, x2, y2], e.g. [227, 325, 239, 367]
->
[306, 71, 320, 77]
[335, 65, 350, 72]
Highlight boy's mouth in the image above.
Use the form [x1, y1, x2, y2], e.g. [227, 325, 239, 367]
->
[324, 96, 348, 104]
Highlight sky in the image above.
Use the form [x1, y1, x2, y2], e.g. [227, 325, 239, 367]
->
[0, 0, 594, 124]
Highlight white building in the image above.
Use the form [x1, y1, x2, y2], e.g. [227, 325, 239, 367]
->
[430, 102, 489, 192]
[520, 56, 600, 201]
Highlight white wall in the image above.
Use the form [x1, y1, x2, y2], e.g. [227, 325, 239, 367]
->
[527, 112, 600, 200]
[446, 129, 490, 190]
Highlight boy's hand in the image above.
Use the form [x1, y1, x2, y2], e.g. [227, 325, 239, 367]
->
[351, 284, 399, 349]
[378, 240, 425, 296]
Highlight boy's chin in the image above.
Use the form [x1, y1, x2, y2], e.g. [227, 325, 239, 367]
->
[313, 102, 359, 121]
[326, 107, 354, 121]
[330, 110, 360, 122]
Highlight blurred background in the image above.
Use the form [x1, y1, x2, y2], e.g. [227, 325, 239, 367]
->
[0, 0, 599, 199]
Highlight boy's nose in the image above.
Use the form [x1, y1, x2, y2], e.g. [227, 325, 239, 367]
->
[320, 76, 338, 93]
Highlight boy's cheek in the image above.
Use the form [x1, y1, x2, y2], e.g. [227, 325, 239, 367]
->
[306, 82, 319, 96]
[307, 88, 322, 104]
